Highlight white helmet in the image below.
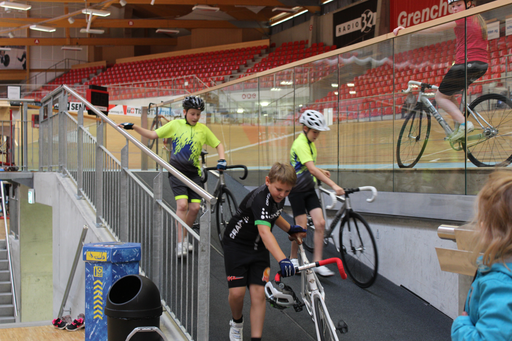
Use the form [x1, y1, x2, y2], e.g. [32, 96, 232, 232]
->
[264, 281, 299, 310]
[299, 110, 330, 131]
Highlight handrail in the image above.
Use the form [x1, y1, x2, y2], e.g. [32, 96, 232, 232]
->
[0, 181, 17, 317]
[45, 85, 216, 205]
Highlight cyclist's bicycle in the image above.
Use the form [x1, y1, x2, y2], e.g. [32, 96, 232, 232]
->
[397, 80, 512, 168]
[199, 151, 248, 251]
[303, 180, 379, 288]
[266, 242, 348, 341]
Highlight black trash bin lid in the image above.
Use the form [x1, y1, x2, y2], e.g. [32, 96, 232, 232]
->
[105, 275, 162, 319]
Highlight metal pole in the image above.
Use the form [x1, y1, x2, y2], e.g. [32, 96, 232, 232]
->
[151, 170, 164, 289]
[76, 105, 84, 199]
[95, 120, 104, 226]
[197, 208, 211, 340]
[120, 143, 129, 241]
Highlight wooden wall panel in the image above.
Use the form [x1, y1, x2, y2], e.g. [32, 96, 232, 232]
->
[190, 28, 243, 49]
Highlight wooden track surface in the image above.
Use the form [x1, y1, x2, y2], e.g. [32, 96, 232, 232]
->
[0, 324, 84, 340]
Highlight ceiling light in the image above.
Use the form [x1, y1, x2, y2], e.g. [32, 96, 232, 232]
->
[82, 8, 111, 17]
[8, 32, 13, 38]
[237, 108, 244, 114]
[68, 17, 75, 24]
[30, 25, 56, 32]
[270, 9, 308, 26]
[119, 0, 127, 6]
[61, 46, 82, 51]
[150, 0, 154, 5]
[192, 5, 219, 12]
[0, 47, 11, 51]
[156, 29, 179, 34]
[272, 7, 298, 13]
[80, 28, 104, 34]
[0, 1, 31, 10]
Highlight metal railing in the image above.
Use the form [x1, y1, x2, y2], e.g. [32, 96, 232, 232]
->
[38, 85, 215, 340]
[0, 180, 17, 318]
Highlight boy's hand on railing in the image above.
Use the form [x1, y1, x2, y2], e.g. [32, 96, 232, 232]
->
[119, 122, 134, 130]
[217, 159, 227, 170]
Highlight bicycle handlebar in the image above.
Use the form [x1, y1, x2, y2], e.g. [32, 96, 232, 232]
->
[274, 257, 347, 282]
[201, 164, 248, 183]
[323, 186, 378, 209]
[402, 80, 438, 93]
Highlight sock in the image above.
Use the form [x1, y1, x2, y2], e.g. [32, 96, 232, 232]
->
[233, 316, 243, 324]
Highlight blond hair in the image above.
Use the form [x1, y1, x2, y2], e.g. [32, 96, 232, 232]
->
[267, 162, 297, 187]
[471, 170, 512, 268]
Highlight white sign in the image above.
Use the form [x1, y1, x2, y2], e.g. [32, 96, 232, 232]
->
[506, 18, 512, 37]
[335, 10, 376, 37]
[7, 86, 20, 100]
[487, 21, 500, 40]
[323, 108, 333, 126]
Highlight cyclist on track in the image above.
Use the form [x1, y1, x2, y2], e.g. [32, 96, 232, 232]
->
[119, 96, 226, 257]
[393, 0, 488, 142]
[222, 162, 306, 341]
[288, 110, 344, 277]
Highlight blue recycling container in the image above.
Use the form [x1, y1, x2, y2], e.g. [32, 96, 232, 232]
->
[83, 242, 141, 341]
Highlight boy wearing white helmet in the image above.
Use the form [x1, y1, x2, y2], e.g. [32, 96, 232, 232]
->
[288, 110, 344, 277]
[393, 0, 488, 142]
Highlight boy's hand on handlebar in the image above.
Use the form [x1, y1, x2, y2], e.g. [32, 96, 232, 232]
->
[217, 159, 227, 170]
[287, 225, 307, 244]
[333, 185, 345, 196]
[279, 258, 296, 277]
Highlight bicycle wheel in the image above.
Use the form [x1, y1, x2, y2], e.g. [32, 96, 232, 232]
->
[313, 295, 338, 341]
[396, 105, 431, 168]
[339, 211, 378, 288]
[466, 93, 512, 167]
[303, 215, 315, 253]
[216, 188, 238, 250]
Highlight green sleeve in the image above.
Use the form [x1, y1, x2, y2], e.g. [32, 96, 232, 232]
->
[155, 120, 175, 139]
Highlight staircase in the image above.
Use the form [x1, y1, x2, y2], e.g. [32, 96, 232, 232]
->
[0, 240, 14, 323]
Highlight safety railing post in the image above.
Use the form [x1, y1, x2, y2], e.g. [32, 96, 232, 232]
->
[38, 105, 44, 171]
[95, 119, 104, 227]
[58, 93, 67, 175]
[22, 104, 28, 171]
[152, 170, 164, 289]
[120, 143, 129, 241]
[197, 207, 211, 340]
[47, 99, 53, 172]
[76, 105, 84, 199]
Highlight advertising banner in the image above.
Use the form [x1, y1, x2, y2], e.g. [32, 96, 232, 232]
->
[0, 46, 26, 70]
[390, 0, 452, 31]
[333, 0, 378, 48]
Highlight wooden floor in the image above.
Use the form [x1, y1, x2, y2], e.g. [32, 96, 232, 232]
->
[0, 324, 84, 340]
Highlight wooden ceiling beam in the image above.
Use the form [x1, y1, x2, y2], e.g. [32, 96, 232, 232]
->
[26, 0, 284, 5]
[0, 38, 177, 46]
[0, 18, 238, 29]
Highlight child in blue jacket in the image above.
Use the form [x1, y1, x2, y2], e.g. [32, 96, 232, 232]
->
[451, 170, 512, 341]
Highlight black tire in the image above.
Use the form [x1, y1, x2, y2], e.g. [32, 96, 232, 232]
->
[313, 295, 337, 341]
[339, 211, 378, 288]
[3, 54, 9, 67]
[216, 187, 238, 252]
[466, 93, 512, 167]
[303, 215, 315, 253]
[396, 104, 431, 168]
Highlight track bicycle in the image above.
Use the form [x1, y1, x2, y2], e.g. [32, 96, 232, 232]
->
[199, 150, 248, 251]
[266, 242, 348, 341]
[396, 80, 512, 168]
[303, 180, 379, 288]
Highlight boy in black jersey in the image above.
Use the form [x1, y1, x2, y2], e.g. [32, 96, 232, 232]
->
[223, 162, 306, 341]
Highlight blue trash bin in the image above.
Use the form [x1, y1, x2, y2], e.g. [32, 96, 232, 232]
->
[83, 242, 141, 341]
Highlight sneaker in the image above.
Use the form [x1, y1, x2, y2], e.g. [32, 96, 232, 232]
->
[183, 240, 194, 252]
[66, 314, 85, 331]
[52, 315, 71, 329]
[229, 319, 243, 341]
[290, 258, 300, 275]
[315, 265, 335, 277]
[449, 121, 474, 142]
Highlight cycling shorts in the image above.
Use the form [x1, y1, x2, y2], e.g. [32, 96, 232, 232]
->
[438, 61, 488, 96]
[168, 172, 203, 203]
[223, 239, 270, 289]
[287, 190, 321, 218]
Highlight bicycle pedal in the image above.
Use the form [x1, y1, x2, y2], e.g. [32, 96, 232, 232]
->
[336, 320, 348, 334]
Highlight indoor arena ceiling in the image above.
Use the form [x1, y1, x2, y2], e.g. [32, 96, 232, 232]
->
[0, 0, 326, 45]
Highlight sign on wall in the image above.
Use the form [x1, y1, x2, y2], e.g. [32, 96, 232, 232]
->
[0, 46, 26, 70]
[333, 0, 378, 48]
[390, 0, 452, 31]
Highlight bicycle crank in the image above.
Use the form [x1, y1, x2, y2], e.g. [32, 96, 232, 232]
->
[336, 319, 348, 334]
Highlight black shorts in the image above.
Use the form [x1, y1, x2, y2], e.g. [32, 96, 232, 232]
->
[438, 61, 488, 96]
[223, 240, 270, 288]
[288, 190, 321, 218]
[168, 172, 203, 203]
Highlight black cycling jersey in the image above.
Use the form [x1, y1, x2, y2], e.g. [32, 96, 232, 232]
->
[223, 184, 284, 250]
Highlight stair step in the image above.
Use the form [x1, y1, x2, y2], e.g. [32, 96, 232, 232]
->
[0, 249, 7, 260]
[0, 316, 15, 324]
[0, 293, 12, 305]
[0, 282, 11, 293]
[0, 304, 14, 317]
[0, 240, 5, 249]
[0, 270, 9, 282]
[0, 260, 7, 271]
